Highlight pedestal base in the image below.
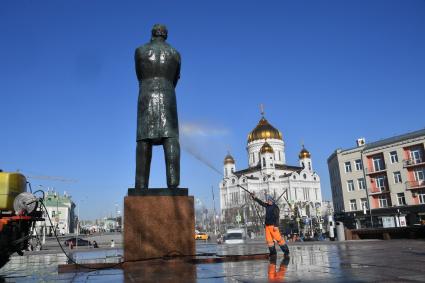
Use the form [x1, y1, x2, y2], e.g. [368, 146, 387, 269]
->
[124, 193, 195, 261]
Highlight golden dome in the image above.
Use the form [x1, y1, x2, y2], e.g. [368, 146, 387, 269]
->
[299, 146, 311, 159]
[224, 153, 235, 165]
[247, 117, 282, 143]
[260, 141, 274, 154]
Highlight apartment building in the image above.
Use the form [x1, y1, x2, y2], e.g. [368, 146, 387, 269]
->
[328, 129, 425, 228]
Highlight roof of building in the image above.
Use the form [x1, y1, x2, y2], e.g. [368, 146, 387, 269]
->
[247, 116, 282, 143]
[299, 145, 311, 159]
[328, 128, 425, 161]
[223, 153, 235, 165]
[363, 128, 425, 151]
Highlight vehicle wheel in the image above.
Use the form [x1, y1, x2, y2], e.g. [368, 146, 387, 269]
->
[0, 255, 10, 269]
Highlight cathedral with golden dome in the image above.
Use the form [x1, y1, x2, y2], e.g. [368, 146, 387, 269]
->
[219, 113, 323, 229]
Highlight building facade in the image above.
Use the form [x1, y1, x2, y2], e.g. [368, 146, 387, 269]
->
[219, 115, 324, 233]
[35, 189, 76, 236]
[328, 129, 425, 228]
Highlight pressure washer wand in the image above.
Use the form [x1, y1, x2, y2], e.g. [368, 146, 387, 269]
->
[236, 184, 253, 195]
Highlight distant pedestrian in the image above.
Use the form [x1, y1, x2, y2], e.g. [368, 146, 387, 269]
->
[93, 241, 99, 248]
[110, 239, 115, 248]
[250, 193, 290, 258]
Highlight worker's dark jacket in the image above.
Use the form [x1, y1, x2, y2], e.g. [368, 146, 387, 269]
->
[253, 197, 280, 227]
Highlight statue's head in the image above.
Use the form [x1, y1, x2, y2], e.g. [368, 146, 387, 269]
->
[151, 24, 168, 40]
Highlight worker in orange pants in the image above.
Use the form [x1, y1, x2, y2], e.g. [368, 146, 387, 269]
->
[251, 193, 290, 258]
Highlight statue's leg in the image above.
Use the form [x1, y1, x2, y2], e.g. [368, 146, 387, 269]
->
[163, 137, 180, 188]
[135, 140, 152, 189]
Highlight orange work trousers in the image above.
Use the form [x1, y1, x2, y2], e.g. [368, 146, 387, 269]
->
[265, 225, 285, 247]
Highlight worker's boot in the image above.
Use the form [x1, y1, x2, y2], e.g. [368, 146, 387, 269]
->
[280, 244, 290, 258]
[268, 246, 277, 258]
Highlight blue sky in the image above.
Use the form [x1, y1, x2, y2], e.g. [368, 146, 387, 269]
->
[1, 0, 424, 219]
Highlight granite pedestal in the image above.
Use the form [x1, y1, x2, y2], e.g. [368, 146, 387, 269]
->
[124, 188, 195, 261]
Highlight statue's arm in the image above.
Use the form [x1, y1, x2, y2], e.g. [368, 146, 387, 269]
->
[135, 48, 143, 81]
[173, 52, 181, 87]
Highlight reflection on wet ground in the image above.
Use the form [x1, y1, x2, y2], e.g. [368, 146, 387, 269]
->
[1, 240, 425, 282]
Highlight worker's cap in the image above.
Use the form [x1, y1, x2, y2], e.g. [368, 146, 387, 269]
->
[266, 195, 275, 202]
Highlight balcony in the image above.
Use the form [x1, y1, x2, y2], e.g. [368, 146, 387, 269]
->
[365, 167, 387, 175]
[405, 180, 425, 190]
[368, 187, 390, 195]
[403, 158, 425, 168]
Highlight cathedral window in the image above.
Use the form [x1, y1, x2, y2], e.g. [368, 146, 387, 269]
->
[262, 158, 266, 167]
[293, 175, 296, 179]
[308, 162, 311, 171]
[303, 174, 307, 179]
[232, 179, 235, 184]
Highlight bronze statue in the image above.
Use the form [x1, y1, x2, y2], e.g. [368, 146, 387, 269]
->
[135, 24, 181, 189]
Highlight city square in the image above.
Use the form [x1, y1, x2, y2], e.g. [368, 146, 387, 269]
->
[1, 0, 425, 282]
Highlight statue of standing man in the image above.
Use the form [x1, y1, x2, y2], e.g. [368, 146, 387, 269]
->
[135, 24, 181, 189]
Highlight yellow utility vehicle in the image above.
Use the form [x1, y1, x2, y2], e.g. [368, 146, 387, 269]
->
[0, 171, 43, 268]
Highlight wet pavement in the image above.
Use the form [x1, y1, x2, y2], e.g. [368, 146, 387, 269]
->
[1, 239, 425, 282]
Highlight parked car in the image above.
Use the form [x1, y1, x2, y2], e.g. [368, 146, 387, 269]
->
[224, 228, 245, 244]
[194, 232, 209, 240]
[64, 237, 91, 247]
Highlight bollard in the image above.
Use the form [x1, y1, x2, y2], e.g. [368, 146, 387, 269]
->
[336, 221, 345, 241]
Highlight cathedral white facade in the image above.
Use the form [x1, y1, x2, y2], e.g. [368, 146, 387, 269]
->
[219, 115, 323, 226]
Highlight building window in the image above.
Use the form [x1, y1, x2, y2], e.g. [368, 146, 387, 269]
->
[419, 190, 425, 204]
[293, 175, 296, 180]
[303, 174, 307, 179]
[410, 149, 423, 164]
[378, 196, 388, 208]
[390, 151, 398, 163]
[355, 159, 363, 171]
[345, 162, 352, 173]
[397, 193, 406, 206]
[375, 176, 386, 191]
[414, 168, 425, 181]
[347, 180, 355, 192]
[360, 198, 368, 210]
[232, 179, 235, 184]
[231, 168, 234, 173]
[349, 199, 357, 211]
[358, 178, 366, 190]
[393, 171, 402, 184]
[373, 156, 385, 172]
